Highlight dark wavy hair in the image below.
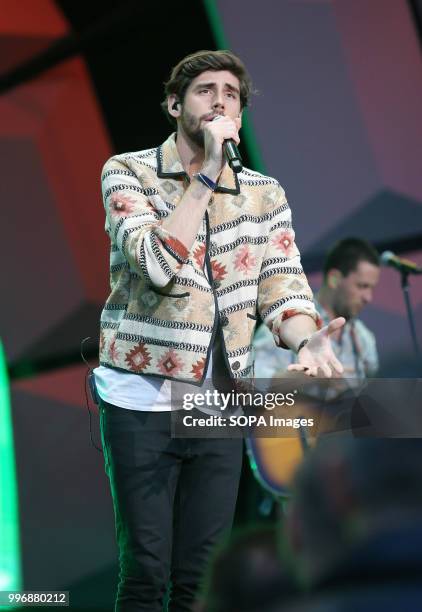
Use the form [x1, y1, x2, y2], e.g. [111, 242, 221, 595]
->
[323, 238, 380, 279]
[161, 50, 254, 126]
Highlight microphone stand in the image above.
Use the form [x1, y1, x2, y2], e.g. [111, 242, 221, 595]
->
[400, 270, 421, 357]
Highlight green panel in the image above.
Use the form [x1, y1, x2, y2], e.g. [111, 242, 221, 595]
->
[202, 0, 267, 174]
[0, 339, 21, 608]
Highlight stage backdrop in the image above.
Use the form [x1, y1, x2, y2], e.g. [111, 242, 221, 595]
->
[2, 1, 422, 609]
[213, 0, 422, 369]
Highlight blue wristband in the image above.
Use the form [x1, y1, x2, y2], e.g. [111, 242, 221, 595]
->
[193, 172, 217, 191]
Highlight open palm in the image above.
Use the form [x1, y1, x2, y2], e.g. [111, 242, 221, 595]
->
[287, 317, 346, 377]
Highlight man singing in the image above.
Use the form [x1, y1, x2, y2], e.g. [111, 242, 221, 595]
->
[94, 50, 344, 611]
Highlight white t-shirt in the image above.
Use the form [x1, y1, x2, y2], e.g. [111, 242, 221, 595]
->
[94, 352, 213, 412]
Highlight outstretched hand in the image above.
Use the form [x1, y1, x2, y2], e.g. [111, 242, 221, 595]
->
[287, 317, 346, 377]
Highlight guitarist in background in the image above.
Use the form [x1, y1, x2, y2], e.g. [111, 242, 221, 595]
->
[246, 239, 380, 502]
[254, 238, 380, 384]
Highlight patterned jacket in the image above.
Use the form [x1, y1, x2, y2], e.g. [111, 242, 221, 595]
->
[99, 133, 319, 384]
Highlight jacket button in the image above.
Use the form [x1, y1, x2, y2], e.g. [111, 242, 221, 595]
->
[232, 361, 241, 371]
[220, 315, 229, 327]
[214, 280, 221, 289]
[210, 240, 217, 251]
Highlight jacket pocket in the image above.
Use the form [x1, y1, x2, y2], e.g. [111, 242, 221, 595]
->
[151, 287, 191, 298]
[246, 312, 258, 342]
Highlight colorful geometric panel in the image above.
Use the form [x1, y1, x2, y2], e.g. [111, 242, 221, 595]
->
[1, 1, 112, 364]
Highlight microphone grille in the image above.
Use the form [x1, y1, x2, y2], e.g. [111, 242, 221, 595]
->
[380, 250, 394, 265]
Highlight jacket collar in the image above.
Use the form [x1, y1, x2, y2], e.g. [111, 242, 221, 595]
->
[156, 133, 240, 195]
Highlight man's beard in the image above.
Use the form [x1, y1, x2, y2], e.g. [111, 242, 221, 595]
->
[180, 108, 205, 148]
[332, 298, 354, 321]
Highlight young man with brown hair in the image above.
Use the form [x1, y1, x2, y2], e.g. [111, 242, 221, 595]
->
[95, 50, 344, 611]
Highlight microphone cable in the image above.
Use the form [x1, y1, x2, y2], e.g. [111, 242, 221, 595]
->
[80, 337, 102, 453]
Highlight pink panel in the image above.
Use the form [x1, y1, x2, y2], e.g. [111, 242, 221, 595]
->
[308, 250, 422, 316]
[334, 0, 422, 202]
[13, 365, 94, 410]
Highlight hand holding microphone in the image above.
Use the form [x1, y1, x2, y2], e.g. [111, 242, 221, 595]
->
[212, 114, 243, 173]
[202, 114, 243, 176]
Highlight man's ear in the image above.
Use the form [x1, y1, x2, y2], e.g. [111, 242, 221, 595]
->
[327, 269, 342, 290]
[168, 95, 181, 118]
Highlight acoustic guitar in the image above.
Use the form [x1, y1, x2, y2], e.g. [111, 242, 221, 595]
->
[245, 378, 359, 498]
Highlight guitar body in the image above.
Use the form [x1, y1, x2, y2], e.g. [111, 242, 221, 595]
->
[246, 435, 307, 498]
[245, 397, 339, 498]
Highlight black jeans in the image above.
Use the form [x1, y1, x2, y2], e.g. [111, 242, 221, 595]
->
[100, 401, 243, 612]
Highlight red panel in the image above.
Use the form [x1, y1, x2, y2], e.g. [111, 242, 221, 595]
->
[36, 59, 112, 301]
[0, 1, 113, 359]
[0, 0, 68, 36]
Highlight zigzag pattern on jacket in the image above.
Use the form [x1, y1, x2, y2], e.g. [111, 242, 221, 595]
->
[99, 133, 319, 384]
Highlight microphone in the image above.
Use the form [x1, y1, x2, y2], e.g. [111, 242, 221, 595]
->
[380, 250, 422, 275]
[212, 115, 243, 173]
[224, 140, 243, 173]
